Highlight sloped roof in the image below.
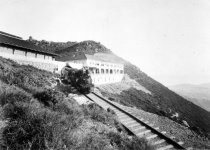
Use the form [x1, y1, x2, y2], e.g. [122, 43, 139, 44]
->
[56, 52, 86, 61]
[0, 32, 57, 56]
[0, 31, 22, 39]
[56, 51, 123, 65]
[88, 53, 124, 64]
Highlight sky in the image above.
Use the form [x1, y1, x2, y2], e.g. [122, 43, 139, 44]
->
[1, 0, 210, 86]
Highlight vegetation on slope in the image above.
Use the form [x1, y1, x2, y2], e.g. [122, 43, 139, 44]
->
[55, 40, 111, 54]
[0, 57, 152, 150]
[27, 36, 77, 52]
[27, 37, 111, 55]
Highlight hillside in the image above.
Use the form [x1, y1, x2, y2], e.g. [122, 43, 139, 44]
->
[169, 84, 210, 112]
[0, 56, 152, 149]
[27, 39, 210, 138]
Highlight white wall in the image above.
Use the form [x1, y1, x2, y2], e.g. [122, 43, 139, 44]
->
[37, 54, 45, 59]
[0, 46, 58, 72]
[0, 47, 13, 54]
[14, 49, 25, 56]
[71, 58, 124, 85]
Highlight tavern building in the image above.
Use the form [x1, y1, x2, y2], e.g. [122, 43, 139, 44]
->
[56, 51, 124, 85]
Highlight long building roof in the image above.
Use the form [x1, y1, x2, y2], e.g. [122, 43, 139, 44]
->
[56, 51, 124, 65]
[0, 31, 57, 56]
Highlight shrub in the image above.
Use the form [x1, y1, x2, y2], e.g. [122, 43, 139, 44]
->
[3, 103, 29, 120]
[33, 89, 65, 107]
[54, 98, 83, 115]
[2, 103, 52, 150]
[63, 120, 113, 150]
[82, 103, 117, 126]
[0, 86, 31, 106]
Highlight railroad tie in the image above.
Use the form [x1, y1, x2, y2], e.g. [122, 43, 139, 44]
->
[157, 145, 174, 150]
[146, 134, 158, 140]
[137, 130, 151, 136]
[125, 120, 138, 126]
[130, 124, 145, 129]
[153, 139, 165, 145]
[132, 126, 146, 132]
[120, 117, 133, 122]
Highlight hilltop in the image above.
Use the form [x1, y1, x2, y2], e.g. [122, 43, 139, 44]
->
[28, 38, 111, 55]
[27, 37, 77, 52]
[27, 39, 210, 138]
[55, 40, 111, 55]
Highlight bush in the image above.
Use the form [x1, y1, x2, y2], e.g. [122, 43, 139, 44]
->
[33, 89, 65, 107]
[82, 103, 117, 126]
[2, 103, 52, 150]
[0, 86, 31, 106]
[54, 98, 83, 114]
[3, 103, 29, 120]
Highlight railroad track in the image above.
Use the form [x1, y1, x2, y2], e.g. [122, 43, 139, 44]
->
[85, 92, 192, 150]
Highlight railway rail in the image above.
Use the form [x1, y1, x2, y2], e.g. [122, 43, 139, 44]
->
[85, 92, 192, 150]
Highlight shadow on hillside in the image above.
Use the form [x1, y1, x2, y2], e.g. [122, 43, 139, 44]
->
[98, 87, 210, 139]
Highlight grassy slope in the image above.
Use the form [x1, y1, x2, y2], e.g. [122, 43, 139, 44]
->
[0, 56, 152, 150]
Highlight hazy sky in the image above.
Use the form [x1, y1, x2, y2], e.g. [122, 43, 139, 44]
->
[1, 0, 210, 86]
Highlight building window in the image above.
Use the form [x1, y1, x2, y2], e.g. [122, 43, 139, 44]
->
[106, 69, 109, 74]
[110, 69, 113, 74]
[101, 69, 104, 74]
[120, 70, 123, 74]
[96, 69, 99, 74]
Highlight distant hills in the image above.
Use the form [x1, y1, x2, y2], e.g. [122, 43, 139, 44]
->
[27, 38, 210, 138]
[169, 84, 210, 112]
